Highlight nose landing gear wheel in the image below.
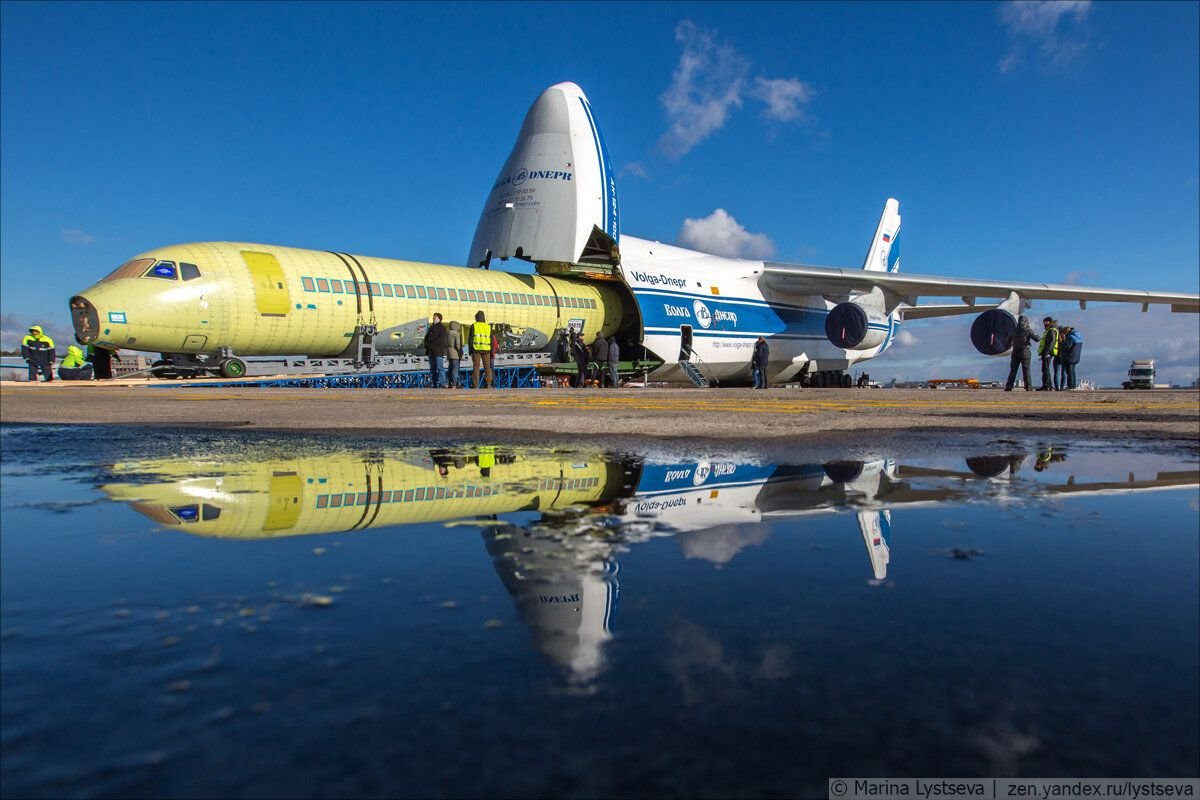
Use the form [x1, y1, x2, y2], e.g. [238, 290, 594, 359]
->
[218, 357, 247, 378]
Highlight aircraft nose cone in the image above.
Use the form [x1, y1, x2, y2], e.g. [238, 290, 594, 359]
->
[519, 83, 586, 137]
[69, 295, 99, 344]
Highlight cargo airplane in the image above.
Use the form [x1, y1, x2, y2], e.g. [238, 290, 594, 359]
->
[69, 83, 1199, 385]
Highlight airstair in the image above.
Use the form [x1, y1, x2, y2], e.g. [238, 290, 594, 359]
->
[679, 360, 711, 388]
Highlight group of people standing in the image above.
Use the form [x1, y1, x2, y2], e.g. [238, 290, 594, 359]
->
[20, 325, 120, 382]
[423, 314, 623, 390]
[1004, 315, 1084, 391]
[421, 311, 496, 389]
[570, 331, 620, 388]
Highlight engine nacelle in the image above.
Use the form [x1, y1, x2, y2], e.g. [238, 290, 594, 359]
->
[970, 308, 1017, 356]
[825, 300, 889, 350]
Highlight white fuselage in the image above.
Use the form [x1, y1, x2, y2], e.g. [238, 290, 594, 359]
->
[619, 236, 897, 383]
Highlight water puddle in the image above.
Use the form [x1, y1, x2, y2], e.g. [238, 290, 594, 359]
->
[1, 426, 1197, 797]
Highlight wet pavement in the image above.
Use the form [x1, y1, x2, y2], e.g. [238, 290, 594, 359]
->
[2, 384, 1198, 442]
[1, 425, 1197, 798]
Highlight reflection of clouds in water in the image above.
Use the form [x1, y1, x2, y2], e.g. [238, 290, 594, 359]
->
[665, 620, 794, 705]
[972, 721, 1041, 776]
[751, 644, 793, 681]
[665, 619, 737, 706]
[677, 524, 771, 565]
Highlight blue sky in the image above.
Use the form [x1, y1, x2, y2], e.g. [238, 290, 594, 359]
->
[2, 1, 1197, 384]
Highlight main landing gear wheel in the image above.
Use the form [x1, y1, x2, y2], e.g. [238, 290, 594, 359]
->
[840, 373, 852, 388]
[218, 357, 247, 379]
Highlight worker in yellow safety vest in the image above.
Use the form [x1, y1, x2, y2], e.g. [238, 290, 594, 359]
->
[468, 311, 495, 389]
[21, 325, 56, 382]
[1037, 317, 1060, 391]
[476, 445, 496, 477]
[57, 345, 94, 381]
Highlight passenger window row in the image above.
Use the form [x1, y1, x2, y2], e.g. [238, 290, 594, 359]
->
[299, 275, 597, 309]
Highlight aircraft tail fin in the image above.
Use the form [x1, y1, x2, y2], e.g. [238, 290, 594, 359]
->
[861, 199, 901, 273]
[857, 510, 892, 582]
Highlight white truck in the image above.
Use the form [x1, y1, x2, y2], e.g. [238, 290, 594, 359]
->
[1122, 359, 1156, 390]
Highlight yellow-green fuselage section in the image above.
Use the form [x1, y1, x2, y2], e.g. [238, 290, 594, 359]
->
[101, 450, 618, 540]
[75, 242, 623, 356]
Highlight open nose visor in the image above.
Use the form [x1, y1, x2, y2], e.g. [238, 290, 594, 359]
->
[69, 296, 99, 344]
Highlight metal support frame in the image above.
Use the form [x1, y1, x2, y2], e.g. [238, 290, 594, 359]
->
[160, 366, 542, 390]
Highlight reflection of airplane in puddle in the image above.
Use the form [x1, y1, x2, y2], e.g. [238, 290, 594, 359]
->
[99, 449, 1198, 681]
[99, 450, 629, 538]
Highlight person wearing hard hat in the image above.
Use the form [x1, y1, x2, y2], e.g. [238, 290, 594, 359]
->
[21, 325, 56, 382]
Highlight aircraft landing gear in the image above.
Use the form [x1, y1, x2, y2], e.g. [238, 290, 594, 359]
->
[151, 349, 247, 379]
[804, 370, 850, 388]
[218, 357, 247, 378]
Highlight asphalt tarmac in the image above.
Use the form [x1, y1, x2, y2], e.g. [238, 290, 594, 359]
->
[2, 380, 1197, 448]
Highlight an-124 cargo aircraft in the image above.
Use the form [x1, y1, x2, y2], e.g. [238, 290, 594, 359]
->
[69, 83, 1199, 385]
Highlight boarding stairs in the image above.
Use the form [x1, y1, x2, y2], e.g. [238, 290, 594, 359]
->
[678, 357, 713, 388]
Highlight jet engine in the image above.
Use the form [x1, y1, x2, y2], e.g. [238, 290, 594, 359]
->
[969, 292, 1025, 356]
[969, 308, 1017, 356]
[825, 296, 889, 350]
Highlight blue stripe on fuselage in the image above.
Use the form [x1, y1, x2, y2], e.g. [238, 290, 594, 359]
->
[579, 97, 619, 244]
[634, 287, 888, 339]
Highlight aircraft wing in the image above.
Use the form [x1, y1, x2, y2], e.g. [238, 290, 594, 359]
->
[761, 262, 1200, 313]
[899, 304, 985, 320]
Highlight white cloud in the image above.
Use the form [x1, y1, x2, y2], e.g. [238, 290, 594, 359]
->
[895, 329, 919, 347]
[997, 0, 1092, 73]
[750, 77, 815, 122]
[677, 209, 776, 259]
[1, 313, 74, 352]
[61, 228, 97, 245]
[658, 20, 748, 159]
[656, 21, 818, 159]
[1063, 270, 1098, 285]
[619, 162, 649, 179]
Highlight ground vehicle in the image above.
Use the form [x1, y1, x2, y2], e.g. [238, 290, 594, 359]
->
[1122, 359, 1156, 389]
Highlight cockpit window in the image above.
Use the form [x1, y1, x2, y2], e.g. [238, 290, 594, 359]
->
[145, 261, 177, 280]
[180, 262, 201, 281]
[170, 504, 200, 522]
[99, 257, 156, 282]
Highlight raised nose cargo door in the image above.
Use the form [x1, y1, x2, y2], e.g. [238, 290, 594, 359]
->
[468, 82, 619, 269]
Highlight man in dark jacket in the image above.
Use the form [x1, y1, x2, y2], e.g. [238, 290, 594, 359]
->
[21, 325, 56, 382]
[607, 336, 620, 389]
[751, 336, 769, 389]
[1060, 326, 1083, 389]
[423, 313, 449, 388]
[87, 343, 120, 380]
[570, 331, 590, 388]
[1004, 315, 1039, 391]
[590, 333, 609, 387]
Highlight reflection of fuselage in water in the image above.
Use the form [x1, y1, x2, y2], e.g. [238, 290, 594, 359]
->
[100, 451, 624, 539]
[621, 459, 910, 579]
